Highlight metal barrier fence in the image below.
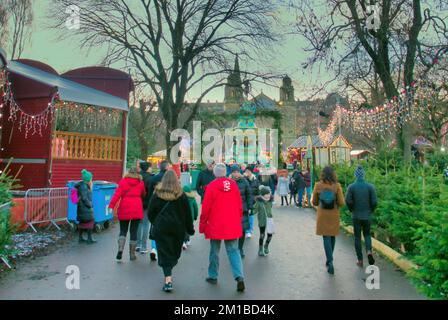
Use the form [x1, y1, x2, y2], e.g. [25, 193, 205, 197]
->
[24, 187, 69, 232]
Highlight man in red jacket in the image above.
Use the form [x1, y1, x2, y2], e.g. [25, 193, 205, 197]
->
[200, 163, 245, 292]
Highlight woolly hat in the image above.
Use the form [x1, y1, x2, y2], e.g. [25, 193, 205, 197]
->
[140, 161, 151, 172]
[231, 164, 240, 173]
[355, 166, 365, 180]
[259, 185, 271, 196]
[82, 169, 92, 183]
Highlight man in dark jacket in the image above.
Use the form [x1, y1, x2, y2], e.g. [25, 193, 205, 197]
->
[146, 160, 170, 260]
[231, 165, 253, 258]
[196, 159, 215, 201]
[301, 168, 312, 207]
[345, 166, 378, 267]
[291, 168, 306, 207]
[137, 161, 154, 254]
[244, 165, 259, 238]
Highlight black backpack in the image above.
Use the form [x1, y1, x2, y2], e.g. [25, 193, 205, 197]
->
[320, 189, 336, 209]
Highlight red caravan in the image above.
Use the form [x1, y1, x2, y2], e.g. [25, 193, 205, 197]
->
[0, 50, 134, 190]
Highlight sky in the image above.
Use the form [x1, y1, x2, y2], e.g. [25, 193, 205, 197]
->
[16, 0, 337, 103]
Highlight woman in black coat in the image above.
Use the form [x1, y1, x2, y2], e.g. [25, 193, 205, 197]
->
[148, 170, 195, 292]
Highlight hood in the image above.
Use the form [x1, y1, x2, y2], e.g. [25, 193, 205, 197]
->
[212, 177, 234, 193]
[122, 173, 141, 187]
[182, 185, 195, 198]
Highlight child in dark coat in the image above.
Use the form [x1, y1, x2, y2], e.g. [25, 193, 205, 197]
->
[75, 169, 96, 244]
[182, 185, 199, 249]
[253, 186, 274, 256]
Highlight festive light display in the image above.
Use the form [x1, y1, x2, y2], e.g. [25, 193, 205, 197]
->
[318, 50, 448, 144]
[1, 69, 58, 138]
[55, 102, 122, 133]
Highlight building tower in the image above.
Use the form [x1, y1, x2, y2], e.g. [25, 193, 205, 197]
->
[278, 75, 298, 147]
[224, 55, 244, 112]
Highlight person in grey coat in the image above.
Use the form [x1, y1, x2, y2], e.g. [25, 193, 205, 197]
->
[345, 166, 378, 267]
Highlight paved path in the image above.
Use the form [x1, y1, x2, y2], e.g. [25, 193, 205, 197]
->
[0, 203, 424, 300]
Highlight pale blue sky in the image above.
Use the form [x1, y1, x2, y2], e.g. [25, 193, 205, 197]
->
[18, 0, 336, 103]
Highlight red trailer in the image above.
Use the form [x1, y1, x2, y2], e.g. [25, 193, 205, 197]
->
[0, 55, 133, 190]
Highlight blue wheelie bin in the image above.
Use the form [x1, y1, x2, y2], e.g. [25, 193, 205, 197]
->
[67, 180, 118, 231]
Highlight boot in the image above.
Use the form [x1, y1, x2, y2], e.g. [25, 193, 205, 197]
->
[116, 236, 126, 261]
[264, 243, 270, 255]
[258, 245, 265, 256]
[78, 230, 87, 244]
[86, 230, 97, 244]
[129, 241, 137, 261]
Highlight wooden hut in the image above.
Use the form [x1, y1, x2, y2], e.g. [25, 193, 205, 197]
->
[0, 56, 133, 190]
[288, 134, 352, 168]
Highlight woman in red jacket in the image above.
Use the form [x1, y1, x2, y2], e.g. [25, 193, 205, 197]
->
[109, 167, 146, 262]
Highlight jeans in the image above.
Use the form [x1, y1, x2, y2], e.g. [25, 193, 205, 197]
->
[323, 236, 336, 264]
[246, 215, 255, 235]
[306, 186, 312, 205]
[119, 220, 140, 241]
[137, 211, 150, 250]
[208, 239, 244, 280]
[353, 218, 372, 261]
[297, 188, 305, 206]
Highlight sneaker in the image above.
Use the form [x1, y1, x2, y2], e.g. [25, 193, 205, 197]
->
[163, 282, 173, 292]
[206, 277, 218, 285]
[367, 254, 375, 265]
[356, 260, 364, 268]
[116, 251, 123, 262]
[140, 249, 149, 254]
[150, 249, 157, 261]
[236, 278, 245, 292]
[182, 243, 188, 250]
[245, 233, 252, 239]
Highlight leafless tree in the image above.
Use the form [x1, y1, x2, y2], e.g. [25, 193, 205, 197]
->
[291, 0, 448, 161]
[50, 0, 280, 159]
[0, 0, 33, 59]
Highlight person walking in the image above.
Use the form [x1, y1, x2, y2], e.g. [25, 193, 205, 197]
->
[253, 186, 274, 256]
[311, 166, 345, 275]
[146, 160, 170, 260]
[345, 166, 377, 267]
[230, 164, 253, 258]
[302, 168, 312, 207]
[200, 163, 246, 292]
[148, 170, 195, 292]
[277, 174, 290, 206]
[291, 167, 306, 207]
[136, 161, 154, 254]
[108, 168, 146, 262]
[196, 159, 215, 201]
[182, 184, 199, 249]
[244, 165, 259, 238]
[75, 169, 96, 244]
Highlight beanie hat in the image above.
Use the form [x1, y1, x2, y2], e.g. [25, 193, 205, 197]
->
[82, 169, 92, 183]
[140, 161, 151, 172]
[355, 166, 365, 180]
[259, 185, 271, 196]
[231, 164, 240, 173]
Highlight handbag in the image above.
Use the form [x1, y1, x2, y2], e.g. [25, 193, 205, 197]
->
[149, 201, 170, 240]
[261, 203, 275, 234]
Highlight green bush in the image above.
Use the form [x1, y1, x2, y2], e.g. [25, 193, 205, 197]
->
[322, 154, 448, 298]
